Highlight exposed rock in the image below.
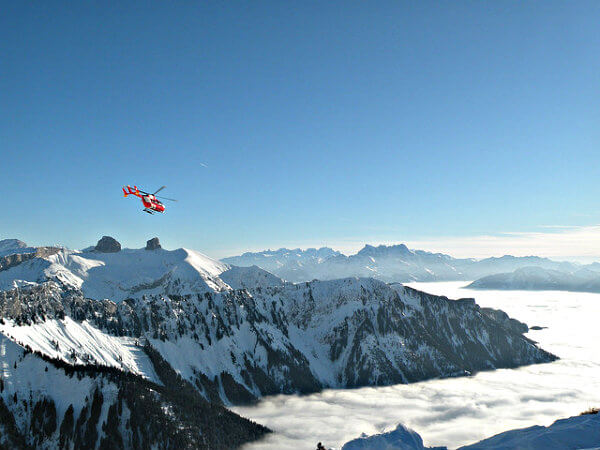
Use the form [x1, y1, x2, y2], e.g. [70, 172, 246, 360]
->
[145, 237, 161, 251]
[0, 247, 60, 272]
[480, 306, 529, 334]
[94, 236, 121, 253]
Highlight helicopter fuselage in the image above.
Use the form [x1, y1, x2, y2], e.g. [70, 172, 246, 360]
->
[141, 195, 165, 213]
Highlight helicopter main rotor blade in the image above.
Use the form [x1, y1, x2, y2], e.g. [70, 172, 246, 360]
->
[153, 186, 167, 195]
[156, 195, 177, 202]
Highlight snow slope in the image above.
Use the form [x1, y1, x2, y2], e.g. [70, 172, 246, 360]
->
[0, 317, 160, 383]
[459, 412, 600, 449]
[341, 413, 600, 450]
[0, 333, 269, 449]
[0, 333, 116, 449]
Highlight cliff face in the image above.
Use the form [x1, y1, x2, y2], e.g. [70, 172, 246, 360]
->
[0, 247, 61, 272]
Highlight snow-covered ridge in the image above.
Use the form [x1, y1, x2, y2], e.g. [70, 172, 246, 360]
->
[0, 244, 232, 300]
[0, 332, 269, 449]
[341, 412, 600, 450]
[219, 265, 285, 290]
[0, 317, 160, 382]
[0, 276, 556, 405]
[469, 266, 600, 293]
[222, 247, 342, 274]
[460, 411, 600, 449]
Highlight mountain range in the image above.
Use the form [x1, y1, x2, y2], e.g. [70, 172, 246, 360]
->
[222, 244, 589, 283]
[0, 237, 557, 449]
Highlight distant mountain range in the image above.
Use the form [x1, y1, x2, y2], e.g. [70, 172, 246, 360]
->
[222, 244, 593, 283]
[468, 266, 600, 293]
[0, 237, 555, 448]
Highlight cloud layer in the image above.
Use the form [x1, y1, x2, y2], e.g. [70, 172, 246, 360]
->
[234, 282, 600, 449]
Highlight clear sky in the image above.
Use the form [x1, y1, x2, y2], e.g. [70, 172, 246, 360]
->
[2, 1, 599, 259]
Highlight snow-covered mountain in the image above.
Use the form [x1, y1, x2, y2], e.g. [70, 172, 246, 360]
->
[0, 239, 29, 256]
[0, 237, 555, 398]
[0, 333, 269, 449]
[219, 265, 286, 290]
[222, 247, 343, 282]
[222, 247, 342, 271]
[0, 244, 231, 300]
[342, 423, 446, 450]
[468, 266, 600, 293]
[342, 412, 600, 450]
[223, 244, 586, 283]
[0, 236, 558, 448]
[459, 410, 600, 449]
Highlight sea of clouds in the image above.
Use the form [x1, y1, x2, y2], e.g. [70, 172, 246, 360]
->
[233, 282, 600, 449]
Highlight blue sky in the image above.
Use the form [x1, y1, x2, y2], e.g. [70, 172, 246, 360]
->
[2, 1, 599, 259]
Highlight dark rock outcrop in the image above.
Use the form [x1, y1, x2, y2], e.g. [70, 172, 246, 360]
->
[481, 306, 529, 334]
[0, 247, 60, 272]
[94, 236, 121, 253]
[145, 237, 161, 251]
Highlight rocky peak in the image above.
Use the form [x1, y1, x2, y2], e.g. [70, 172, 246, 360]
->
[357, 243, 412, 258]
[94, 236, 121, 253]
[145, 237, 161, 251]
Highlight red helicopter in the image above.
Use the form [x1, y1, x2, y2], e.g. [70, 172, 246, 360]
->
[122, 185, 177, 214]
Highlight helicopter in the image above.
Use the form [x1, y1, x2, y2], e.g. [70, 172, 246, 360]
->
[122, 185, 177, 214]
